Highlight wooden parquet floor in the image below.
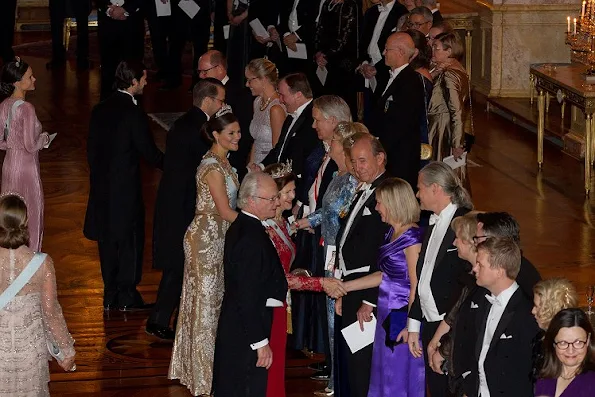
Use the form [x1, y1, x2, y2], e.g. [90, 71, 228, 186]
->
[9, 31, 595, 396]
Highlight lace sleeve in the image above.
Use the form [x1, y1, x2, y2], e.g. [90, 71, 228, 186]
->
[40, 256, 75, 359]
[287, 274, 323, 292]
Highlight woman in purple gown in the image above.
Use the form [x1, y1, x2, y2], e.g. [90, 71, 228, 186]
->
[342, 177, 425, 397]
[0, 58, 49, 252]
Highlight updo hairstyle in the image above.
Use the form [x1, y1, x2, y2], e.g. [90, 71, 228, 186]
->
[0, 194, 30, 249]
[263, 163, 297, 191]
[0, 58, 30, 97]
[200, 112, 239, 144]
[246, 58, 279, 85]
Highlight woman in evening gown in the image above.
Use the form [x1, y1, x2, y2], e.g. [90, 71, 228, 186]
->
[246, 58, 286, 164]
[0, 194, 75, 396]
[0, 58, 51, 252]
[169, 112, 241, 396]
[341, 178, 425, 397]
[294, 121, 363, 395]
[262, 162, 345, 397]
[428, 32, 472, 190]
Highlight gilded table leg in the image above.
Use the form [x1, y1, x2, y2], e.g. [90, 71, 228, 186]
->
[465, 31, 472, 80]
[530, 74, 535, 106]
[585, 114, 592, 195]
[561, 100, 566, 128]
[545, 92, 551, 113]
[537, 89, 545, 168]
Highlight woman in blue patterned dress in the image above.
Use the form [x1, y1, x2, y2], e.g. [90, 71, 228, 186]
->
[294, 121, 365, 394]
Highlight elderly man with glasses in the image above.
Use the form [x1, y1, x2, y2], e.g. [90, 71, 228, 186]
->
[407, 6, 434, 37]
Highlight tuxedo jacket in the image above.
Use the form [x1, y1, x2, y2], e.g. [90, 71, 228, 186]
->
[151, 107, 209, 270]
[409, 207, 471, 323]
[432, 10, 444, 25]
[214, 212, 288, 396]
[336, 172, 391, 308]
[358, 1, 408, 92]
[225, 76, 255, 181]
[278, 0, 320, 59]
[84, 91, 164, 242]
[262, 102, 322, 203]
[369, 65, 424, 189]
[464, 287, 540, 397]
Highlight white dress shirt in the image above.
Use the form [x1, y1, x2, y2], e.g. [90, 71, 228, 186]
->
[288, 0, 301, 34]
[240, 210, 283, 350]
[478, 282, 519, 397]
[368, 0, 395, 66]
[117, 89, 137, 105]
[316, 0, 327, 23]
[408, 202, 457, 332]
[381, 63, 409, 96]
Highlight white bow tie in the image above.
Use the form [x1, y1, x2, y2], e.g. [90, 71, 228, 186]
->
[378, 4, 386, 12]
[429, 213, 440, 225]
[359, 182, 371, 192]
[485, 294, 502, 306]
[389, 69, 400, 79]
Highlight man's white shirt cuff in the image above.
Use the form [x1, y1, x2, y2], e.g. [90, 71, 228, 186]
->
[250, 338, 269, 350]
[408, 318, 421, 332]
[362, 300, 377, 308]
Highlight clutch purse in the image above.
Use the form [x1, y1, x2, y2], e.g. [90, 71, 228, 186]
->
[47, 340, 64, 361]
[381, 306, 408, 351]
[421, 143, 433, 161]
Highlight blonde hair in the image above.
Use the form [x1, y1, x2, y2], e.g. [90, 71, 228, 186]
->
[246, 58, 279, 85]
[375, 178, 420, 225]
[451, 211, 482, 245]
[533, 278, 578, 330]
[335, 122, 369, 150]
[476, 237, 521, 279]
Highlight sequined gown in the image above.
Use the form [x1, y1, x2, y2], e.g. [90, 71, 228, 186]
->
[250, 97, 285, 164]
[265, 218, 323, 397]
[0, 246, 75, 396]
[0, 98, 49, 252]
[368, 227, 425, 397]
[169, 152, 239, 396]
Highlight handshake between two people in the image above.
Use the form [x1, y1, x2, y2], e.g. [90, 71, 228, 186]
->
[322, 277, 347, 299]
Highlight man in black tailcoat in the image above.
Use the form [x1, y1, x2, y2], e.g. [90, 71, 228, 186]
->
[47, 0, 92, 69]
[197, 50, 254, 181]
[278, 0, 319, 74]
[335, 133, 390, 397]
[96, 0, 145, 100]
[84, 61, 164, 310]
[368, 32, 424, 189]
[146, 78, 226, 339]
[213, 172, 288, 396]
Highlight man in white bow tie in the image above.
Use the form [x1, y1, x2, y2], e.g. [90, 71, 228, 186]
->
[407, 161, 473, 397]
[462, 237, 540, 397]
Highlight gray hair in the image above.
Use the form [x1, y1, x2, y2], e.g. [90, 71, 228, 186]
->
[419, 162, 473, 209]
[409, 6, 433, 23]
[312, 95, 352, 123]
[237, 172, 266, 209]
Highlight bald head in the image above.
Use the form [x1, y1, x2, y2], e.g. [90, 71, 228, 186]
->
[383, 32, 418, 69]
[197, 50, 228, 81]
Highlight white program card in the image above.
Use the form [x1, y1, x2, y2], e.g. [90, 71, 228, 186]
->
[341, 314, 376, 353]
[287, 43, 308, 59]
[178, 0, 200, 19]
[249, 18, 270, 39]
[155, 0, 171, 16]
[443, 152, 467, 170]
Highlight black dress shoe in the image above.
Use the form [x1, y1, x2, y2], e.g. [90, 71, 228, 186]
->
[118, 302, 154, 312]
[145, 323, 175, 340]
[308, 362, 329, 372]
[310, 370, 330, 381]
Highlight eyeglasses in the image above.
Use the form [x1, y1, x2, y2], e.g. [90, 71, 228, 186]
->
[198, 65, 219, 74]
[253, 194, 280, 202]
[472, 235, 488, 244]
[208, 96, 226, 104]
[554, 339, 589, 350]
[408, 21, 430, 28]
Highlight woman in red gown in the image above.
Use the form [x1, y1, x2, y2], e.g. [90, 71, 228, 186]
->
[263, 162, 343, 397]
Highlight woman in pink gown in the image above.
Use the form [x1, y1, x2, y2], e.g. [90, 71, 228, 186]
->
[0, 58, 50, 252]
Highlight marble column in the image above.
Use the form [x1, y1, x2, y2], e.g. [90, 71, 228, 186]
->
[473, 0, 580, 97]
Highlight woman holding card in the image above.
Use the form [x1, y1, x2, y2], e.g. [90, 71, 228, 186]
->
[0, 57, 50, 252]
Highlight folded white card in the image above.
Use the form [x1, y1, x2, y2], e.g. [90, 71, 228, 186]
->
[287, 43, 308, 59]
[341, 314, 376, 353]
[178, 0, 200, 19]
[443, 152, 467, 170]
[324, 245, 337, 272]
[155, 0, 171, 16]
[249, 18, 270, 39]
[223, 24, 230, 39]
[316, 66, 328, 86]
[44, 133, 57, 149]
